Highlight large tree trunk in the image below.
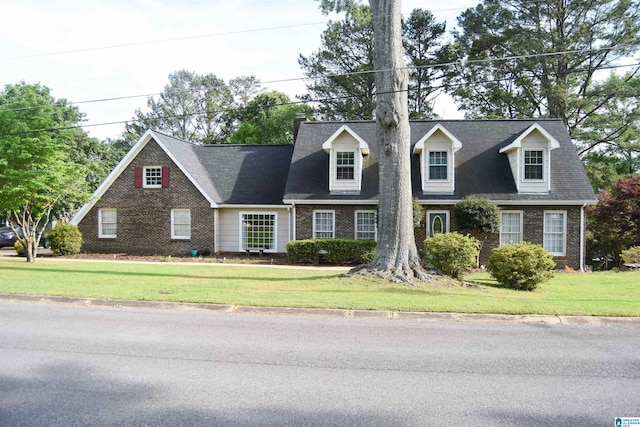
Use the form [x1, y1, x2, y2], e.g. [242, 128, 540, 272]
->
[349, 0, 430, 283]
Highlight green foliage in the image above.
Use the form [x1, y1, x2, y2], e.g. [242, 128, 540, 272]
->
[454, 196, 500, 235]
[621, 246, 640, 264]
[46, 225, 83, 256]
[423, 232, 479, 278]
[412, 198, 424, 228]
[124, 70, 235, 145]
[443, 0, 640, 163]
[228, 91, 313, 144]
[286, 239, 376, 264]
[14, 239, 26, 257]
[488, 242, 556, 291]
[0, 82, 91, 262]
[300, 5, 446, 120]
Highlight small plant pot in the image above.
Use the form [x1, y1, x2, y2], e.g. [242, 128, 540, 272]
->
[190, 250, 198, 257]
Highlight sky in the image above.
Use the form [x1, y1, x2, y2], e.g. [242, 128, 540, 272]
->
[0, 0, 475, 141]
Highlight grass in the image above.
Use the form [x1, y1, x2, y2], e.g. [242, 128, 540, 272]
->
[1, 257, 639, 316]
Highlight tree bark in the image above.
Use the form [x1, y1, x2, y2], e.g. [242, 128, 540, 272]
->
[348, 0, 430, 283]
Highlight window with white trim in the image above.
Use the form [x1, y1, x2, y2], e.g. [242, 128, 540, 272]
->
[314, 210, 335, 239]
[544, 211, 566, 256]
[428, 151, 448, 180]
[355, 211, 377, 241]
[144, 166, 163, 188]
[336, 151, 355, 180]
[98, 209, 117, 238]
[171, 209, 191, 239]
[241, 213, 276, 250]
[427, 211, 449, 237]
[524, 150, 544, 180]
[500, 211, 523, 245]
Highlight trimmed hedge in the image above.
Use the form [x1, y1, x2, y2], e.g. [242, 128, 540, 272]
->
[488, 242, 555, 291]
[423, 232, 480, 278]
[286, 239, 376, 264]
[46, 224, 83, 256]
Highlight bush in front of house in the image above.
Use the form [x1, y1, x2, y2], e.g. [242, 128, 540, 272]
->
[488, 242, 555, 291]
[423, 232, 479, 278]
[621, 246, 640, 265]
[46, 224, 83, 256]
[14, 239, 26, 257]
[286, 239, 376, 264]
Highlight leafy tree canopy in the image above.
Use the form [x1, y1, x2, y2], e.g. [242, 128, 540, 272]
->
[0, 82, 91, 261]
[228, 91, 313, 145]
[300, 4, 446, 120]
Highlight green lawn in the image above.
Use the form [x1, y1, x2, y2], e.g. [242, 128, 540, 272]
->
[1, 257, 639, 316]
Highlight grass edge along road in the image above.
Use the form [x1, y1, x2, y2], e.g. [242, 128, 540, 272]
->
[1, 257, 639, 317]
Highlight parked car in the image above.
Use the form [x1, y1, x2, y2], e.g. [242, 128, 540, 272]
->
[0, 226, 48, 249]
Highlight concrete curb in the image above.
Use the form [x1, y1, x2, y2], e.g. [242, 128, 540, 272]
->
[2, 293, 639, 326]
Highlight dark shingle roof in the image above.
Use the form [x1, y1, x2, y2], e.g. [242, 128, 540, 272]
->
[284, 119, 597, 203]
[153, 131, 293, 205]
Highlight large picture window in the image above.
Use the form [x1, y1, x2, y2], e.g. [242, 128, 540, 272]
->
[336, 151, 355, 180]
[171, 209, 191, 239]
[544, 211, 566, 256]
[98, 209, 117, 238]
[428, 151, 448, 180]
[355, 211, 377, 241]
[524, 150, 544, 180]
[500, 211, 523, 245]
[241, 213, 276, 250]
[314, 210, 335, 239]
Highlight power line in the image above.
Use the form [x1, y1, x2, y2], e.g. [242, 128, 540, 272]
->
[2, 59, 639, 139]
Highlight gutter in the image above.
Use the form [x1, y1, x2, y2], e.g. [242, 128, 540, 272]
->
[580, 203, 587, 272]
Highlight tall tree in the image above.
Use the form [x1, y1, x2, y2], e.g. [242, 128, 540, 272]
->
[124, 70, 235, 145]
[301, 5, 446, 120]
[443, 0, 640, 134]
[299, 4, 376, 120]
[228, 91, 313, 144]
[0, 82, 90, 262]
[318, 0, 429, 282]
[573, 73, 640, 189]
[402, 8, 446, 119]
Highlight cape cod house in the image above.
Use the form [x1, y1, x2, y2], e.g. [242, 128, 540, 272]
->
[72, 118, 597, 270]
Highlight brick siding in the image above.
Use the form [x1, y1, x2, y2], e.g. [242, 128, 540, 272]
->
[78, 140, 215, 256]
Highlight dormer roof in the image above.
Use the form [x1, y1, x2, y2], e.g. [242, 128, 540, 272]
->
[499, 123, 560, 154]
[412, 124, 462, 155]
[321, 124, 370, 155]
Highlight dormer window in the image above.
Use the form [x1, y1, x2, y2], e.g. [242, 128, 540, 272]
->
[499, 123, 558, 194]
[336, 151, 355, 180]
[413, 124, 462, 194]
[321, 125, 369, 194]
[428, 151, 448, 180]
[524, 150, 543, 180]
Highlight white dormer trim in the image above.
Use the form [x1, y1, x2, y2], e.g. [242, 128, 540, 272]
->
[499, 123, 559, 193]
[322, 125, 370, 155]
[412, 124, 462, 194]
[71, 130, 218, 225]
[322, 125, 370, 194]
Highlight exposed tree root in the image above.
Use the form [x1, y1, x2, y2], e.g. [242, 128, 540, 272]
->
[342, 260, 435, 286]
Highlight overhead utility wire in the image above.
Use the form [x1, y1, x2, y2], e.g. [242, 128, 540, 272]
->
[1, 43, 636, 115]
[2, 59, 639, 138]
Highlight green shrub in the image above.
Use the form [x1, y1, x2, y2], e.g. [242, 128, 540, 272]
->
[621, 246, 640, 264]
[14, 239, 26, 257]
[454, 196, 500, 235]
[286, 239, 376, 264]
[488, 242, 556, 291]
[423, 232, 479, 278]
[46, 224, 83, 256]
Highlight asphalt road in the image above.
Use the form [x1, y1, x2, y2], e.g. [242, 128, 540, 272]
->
[1, 301, 638, 426]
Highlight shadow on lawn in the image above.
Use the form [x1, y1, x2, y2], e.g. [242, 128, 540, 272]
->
[1, 265, 340, 282]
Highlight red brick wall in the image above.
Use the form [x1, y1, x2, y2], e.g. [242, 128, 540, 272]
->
[78, 139, 215, 256]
